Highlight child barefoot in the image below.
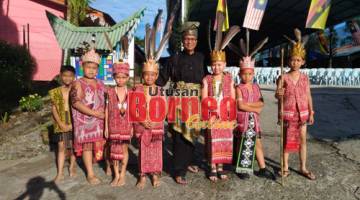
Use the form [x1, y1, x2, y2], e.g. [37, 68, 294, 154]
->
[201, 23, 238, 182]
[132, 9, 171, 189]
[276, 29, 315, 180]
[233, 37, 275, 180]
[133, 60, 166, 189]
[105, 62, 132, 187]
[70, 48, 106, 185]
[49, 65, 77, 182]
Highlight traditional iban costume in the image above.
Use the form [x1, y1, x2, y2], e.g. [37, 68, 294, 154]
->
[230, 35, 269, 174]
[203, 20, 240, 166]
[107, 62, 132, 160]
[71, 48, 106, 161]
[283, 29, 311, 153]
[133, 9, 172, 176]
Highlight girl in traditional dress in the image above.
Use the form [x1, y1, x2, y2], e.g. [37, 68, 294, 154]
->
[70, 47, 106, 185]
[276, 29, 315, 180]
[105, 62, 132, 186]
[49, 65, 77, 182]
[201, 20, 239, 182]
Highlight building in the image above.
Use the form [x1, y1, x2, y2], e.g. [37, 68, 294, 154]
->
[0, 0, 117, 81]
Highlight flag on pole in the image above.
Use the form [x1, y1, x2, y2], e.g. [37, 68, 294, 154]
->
[214, 0, 229, 31]
[243, 0, 268, 31]
[305, 0, 331, 30]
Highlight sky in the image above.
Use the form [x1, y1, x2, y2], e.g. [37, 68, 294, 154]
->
[91, 0, 167, 38]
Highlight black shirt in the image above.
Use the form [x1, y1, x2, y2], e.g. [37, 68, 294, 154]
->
[156, 51, 209, 86]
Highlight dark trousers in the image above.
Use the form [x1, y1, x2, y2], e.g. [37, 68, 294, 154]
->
[173, 133, 194, 177]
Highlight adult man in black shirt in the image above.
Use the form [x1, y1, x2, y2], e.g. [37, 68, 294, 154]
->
[156, 21, 208, 184]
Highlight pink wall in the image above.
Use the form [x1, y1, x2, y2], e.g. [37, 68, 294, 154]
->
[0, 0, 65, 81]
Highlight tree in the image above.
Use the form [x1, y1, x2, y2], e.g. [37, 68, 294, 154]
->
[0, 40, 36, 105]
[134, 36, 145, 49]
[63, 0, 94, 64]
[67, 0, 93, 26]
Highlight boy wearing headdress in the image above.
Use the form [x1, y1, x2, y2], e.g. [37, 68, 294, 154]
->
[276, 29, 316, 180]
[232, 36, 275, 180]
[71, 47, 106, 185]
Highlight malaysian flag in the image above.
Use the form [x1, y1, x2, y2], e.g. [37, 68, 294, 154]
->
[243, 0, 268, 31]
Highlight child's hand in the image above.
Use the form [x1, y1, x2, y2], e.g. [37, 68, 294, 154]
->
[308, 115, 314, 125]
[141, 120, 151, 129]
[276, 88, 285, 97]
[254, 107, 262, 114]
[93, 110, 105, 119]
[59, 123, 71, 132]
[65, 124, 72, 132]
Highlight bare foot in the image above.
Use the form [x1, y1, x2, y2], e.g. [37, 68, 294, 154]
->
[136, 176, 146, 190]
[117, 174, 126, 187]
[53, 174, 64, 183]
[152, 175, 161, 188]
[87, 176, 101, 185]
[110, 176, 120, 187]
[69, 165, 77, 178]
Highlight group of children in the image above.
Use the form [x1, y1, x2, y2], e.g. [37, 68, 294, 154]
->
[49, 28, 316, 188]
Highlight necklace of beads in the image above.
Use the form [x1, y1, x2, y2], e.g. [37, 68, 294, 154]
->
[212, 73, 224, 98]
[115, 86, 127, 116]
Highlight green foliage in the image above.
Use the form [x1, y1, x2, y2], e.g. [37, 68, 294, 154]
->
[0, 40, 36, 104]
[68, 0, 93, 26]
[19, 94, 43, 112]
[135, 36, 145, 49]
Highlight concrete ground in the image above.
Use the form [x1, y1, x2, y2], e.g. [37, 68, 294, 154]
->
[0, 87, 359, 200]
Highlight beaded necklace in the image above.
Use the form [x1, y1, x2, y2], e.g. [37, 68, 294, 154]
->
[115, 86, 127, 116]
[212, 73, 224, 98]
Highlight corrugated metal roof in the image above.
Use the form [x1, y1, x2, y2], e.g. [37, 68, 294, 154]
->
[46, 8, 145, 50]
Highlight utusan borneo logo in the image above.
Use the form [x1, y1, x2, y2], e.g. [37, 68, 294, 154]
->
[126, 86, 237, 129]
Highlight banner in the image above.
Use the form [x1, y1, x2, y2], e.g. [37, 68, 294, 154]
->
[214, 0, 230, 31]
[306, 0, 331, 30]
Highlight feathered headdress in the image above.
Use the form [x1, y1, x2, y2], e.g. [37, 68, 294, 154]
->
[228, 31, 268, 72]
[143, 4, 178, 73]
[103, 31, 130, 75]
[284, 28, 307, 59]
[80, 34, 101, 65]
[208, 12, 240, 63]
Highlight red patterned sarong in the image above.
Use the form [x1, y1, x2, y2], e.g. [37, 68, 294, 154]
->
[284, 112, 305, 152]
[110, 141, 124, 160]
[133, 85, 164, 175]
[208, 128, 233, 164]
